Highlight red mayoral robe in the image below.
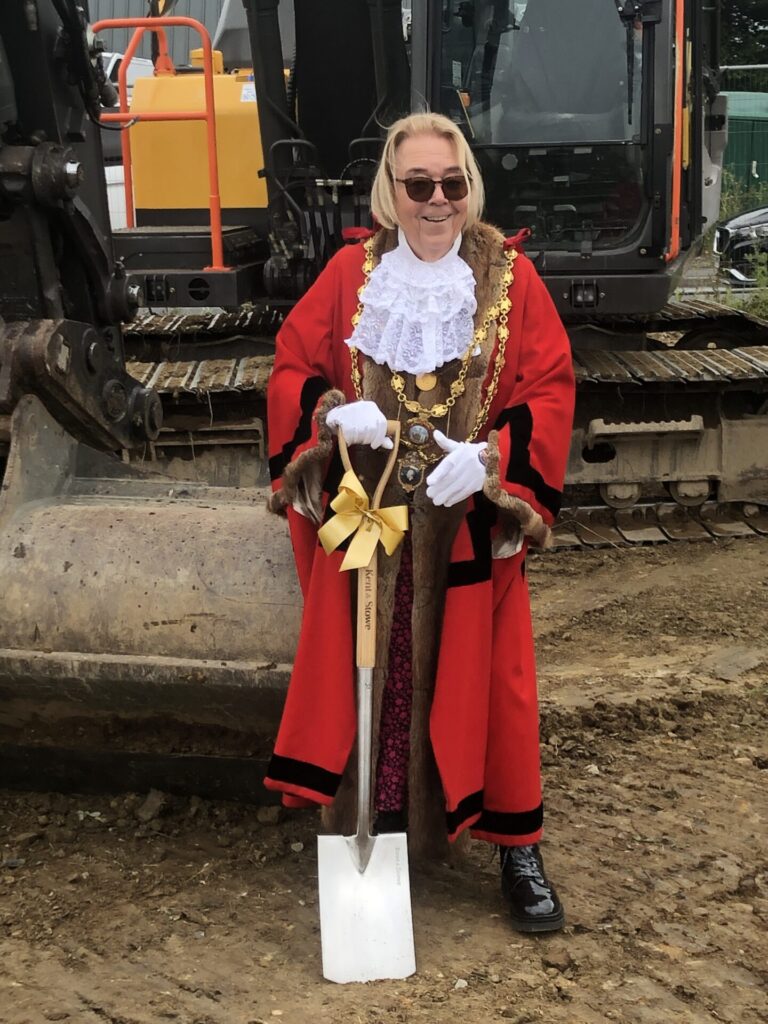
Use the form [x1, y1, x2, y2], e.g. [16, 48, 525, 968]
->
[265, 222, 575, 849]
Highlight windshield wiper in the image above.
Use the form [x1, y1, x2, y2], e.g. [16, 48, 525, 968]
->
[616, 1, 641, 126]
[626, 21, 634, 124]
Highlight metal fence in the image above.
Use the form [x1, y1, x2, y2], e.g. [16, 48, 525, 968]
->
[721, 65, 768, 92]
[720, 65, 768, 218]
[91, 0, 225, 65]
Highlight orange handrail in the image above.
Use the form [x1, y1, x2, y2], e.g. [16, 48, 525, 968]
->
[665, 0, 685, 263]
[92, 16, 228, 271]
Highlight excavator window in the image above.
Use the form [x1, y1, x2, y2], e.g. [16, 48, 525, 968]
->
[441, 0, 643, 145]
[438, 0, 649, 250]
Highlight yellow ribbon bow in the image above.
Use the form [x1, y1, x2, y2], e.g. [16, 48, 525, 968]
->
[318, 469, 409, 571]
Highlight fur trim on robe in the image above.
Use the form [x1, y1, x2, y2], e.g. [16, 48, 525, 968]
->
[268, 389, 345, 522]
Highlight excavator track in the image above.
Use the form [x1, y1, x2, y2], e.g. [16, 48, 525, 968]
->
[124, 296, 768, 347]
[126, 346, 768, 549]
[124, 304, 768, 548]
[574, 345, 768, 384]
[593, 296, 768, 333]
[127, 307, 285, 340]
[128, 353, 273, 397]
[553, 501, 768, 549]
[127, 344, 768, 399]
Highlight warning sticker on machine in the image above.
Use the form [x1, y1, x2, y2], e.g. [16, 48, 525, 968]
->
[240, 83, 257, 103]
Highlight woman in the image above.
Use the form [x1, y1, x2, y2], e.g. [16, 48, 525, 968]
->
[265, 112, 575, 933]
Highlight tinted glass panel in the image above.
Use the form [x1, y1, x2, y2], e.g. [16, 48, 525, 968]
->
[439, 0, 648, 249]
[441, 0, 643, 146]
[474, 143, 646, 250]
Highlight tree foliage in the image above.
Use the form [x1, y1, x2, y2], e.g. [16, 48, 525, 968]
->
[721, 1, 768, 66]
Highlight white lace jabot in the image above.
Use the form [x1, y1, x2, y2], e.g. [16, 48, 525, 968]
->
[344, 229, 477, 375]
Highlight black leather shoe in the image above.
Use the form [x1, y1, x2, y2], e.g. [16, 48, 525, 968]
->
[500, 844, 565, 933]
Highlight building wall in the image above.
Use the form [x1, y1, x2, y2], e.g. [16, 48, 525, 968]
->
[91, 1, 226, 66]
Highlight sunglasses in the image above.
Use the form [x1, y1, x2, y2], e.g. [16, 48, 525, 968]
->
[395, 175, 470, 203]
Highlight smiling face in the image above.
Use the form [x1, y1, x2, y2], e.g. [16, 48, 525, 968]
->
[393, 133, 469, 262]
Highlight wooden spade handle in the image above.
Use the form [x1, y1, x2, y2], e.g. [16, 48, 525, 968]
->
[336, 421, 401, 669]
[336, 420, 401, 512]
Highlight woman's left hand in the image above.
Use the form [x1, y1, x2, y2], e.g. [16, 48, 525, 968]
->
[426, 431, 488, 507]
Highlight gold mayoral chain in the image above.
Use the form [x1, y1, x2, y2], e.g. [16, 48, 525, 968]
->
[348, 237, 517, 492]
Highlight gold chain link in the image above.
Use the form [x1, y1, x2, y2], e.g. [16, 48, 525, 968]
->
[348, 239, 375, 404]
[348, 238, 516, 441]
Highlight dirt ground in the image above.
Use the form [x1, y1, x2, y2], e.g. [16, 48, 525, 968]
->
[1, 537, 766, 1024]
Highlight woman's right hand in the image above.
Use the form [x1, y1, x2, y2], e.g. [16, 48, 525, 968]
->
[326, 401, 394, 450]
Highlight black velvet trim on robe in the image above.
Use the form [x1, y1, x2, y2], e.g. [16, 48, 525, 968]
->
[268, 375, 330, 482]
[493, 404, 562, 518]
[267, 754, 342, 798]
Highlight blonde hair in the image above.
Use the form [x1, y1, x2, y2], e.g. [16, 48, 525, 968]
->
[370, 112, 484, 230]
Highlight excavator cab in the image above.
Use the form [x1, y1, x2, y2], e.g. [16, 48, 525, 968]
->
[445, 0, 646, 248]
[109, 0, 722, 321]
[420, 0, 723, 316]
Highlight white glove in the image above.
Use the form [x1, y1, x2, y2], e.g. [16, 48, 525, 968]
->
[426, 430, 488, 507]
[326, 400, 393, 450]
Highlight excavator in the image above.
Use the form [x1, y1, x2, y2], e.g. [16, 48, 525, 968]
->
[115, 0, 768, 542]
[0, 0, 766, 795]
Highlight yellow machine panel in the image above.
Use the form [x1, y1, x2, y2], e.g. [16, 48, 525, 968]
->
[130, 73, 268, 213]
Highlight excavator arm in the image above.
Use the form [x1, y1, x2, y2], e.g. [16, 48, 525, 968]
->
[0, 0, 160, 451]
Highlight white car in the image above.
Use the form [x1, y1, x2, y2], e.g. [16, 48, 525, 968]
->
[101, 51, 155, 96]
[99, 53, 155, 230]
